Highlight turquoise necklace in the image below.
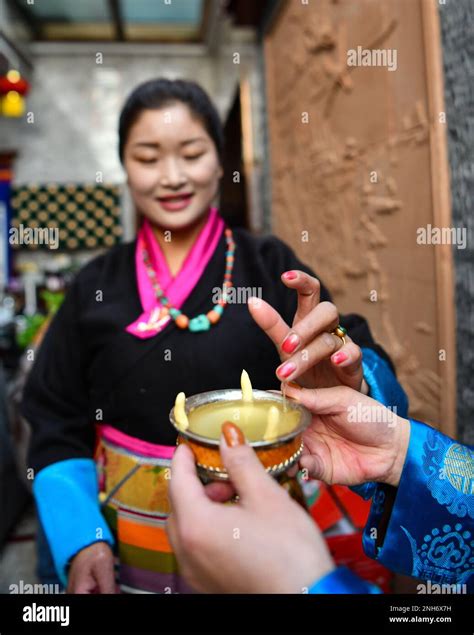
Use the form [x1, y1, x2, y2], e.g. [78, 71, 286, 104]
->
[142, 228, 235, 332]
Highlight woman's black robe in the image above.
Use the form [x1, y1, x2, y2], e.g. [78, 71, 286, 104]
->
[21, 228, 393, 473]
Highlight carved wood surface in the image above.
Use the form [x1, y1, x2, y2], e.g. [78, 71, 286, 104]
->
[264, 0, 456, 434]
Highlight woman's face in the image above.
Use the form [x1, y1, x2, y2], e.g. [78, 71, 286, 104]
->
[123, 102, 223, 231]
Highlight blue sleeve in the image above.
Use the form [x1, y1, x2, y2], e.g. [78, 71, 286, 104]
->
[308, 566, 382, 594]
[351, 348, 409, 500]
[33, 458, 115, 587]
[362, 420, 474, 591]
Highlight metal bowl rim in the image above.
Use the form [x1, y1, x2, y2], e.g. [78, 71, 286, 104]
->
[169, 388, 311, 448]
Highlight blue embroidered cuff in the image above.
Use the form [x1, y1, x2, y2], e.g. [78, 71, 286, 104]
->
[351, 348, 409, 501]
[33, 458, 115, 587]
[362, 420, 474, 591]
[308, 566, 382, 594]
[361, 348, 408, 418]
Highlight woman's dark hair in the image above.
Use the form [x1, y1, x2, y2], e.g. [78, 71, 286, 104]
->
[118, 78, 224, 164]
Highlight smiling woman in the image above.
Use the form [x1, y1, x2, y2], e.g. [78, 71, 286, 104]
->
[119, 80, 224, 274]
[21, 78, 408, 595]
[123, 104, 222, 234]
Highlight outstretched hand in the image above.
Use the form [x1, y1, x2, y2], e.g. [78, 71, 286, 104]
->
[248, 270, 365, 391]
[285, 384, 410, 487]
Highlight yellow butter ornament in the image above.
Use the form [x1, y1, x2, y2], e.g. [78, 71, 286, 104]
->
[263, 405, 280, 441]
[241, 369, 253, 402]
[174, 392, 189, 431]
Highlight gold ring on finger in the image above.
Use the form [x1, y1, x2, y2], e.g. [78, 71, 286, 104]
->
[331, 324, 347, 346]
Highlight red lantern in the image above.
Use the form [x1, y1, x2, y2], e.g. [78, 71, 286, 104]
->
[0, 70, 30, 97]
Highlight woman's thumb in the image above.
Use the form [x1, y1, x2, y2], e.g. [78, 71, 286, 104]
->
[219, 422, 278, 502]
[299, 454, 326, 481]
[285, 385, 354, 416]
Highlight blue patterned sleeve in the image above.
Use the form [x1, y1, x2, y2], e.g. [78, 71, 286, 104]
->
[350, 348, 409, 500]
[362, 420, 474, 591]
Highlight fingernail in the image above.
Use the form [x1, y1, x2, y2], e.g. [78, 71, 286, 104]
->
[277, 362, 297, 379]
[248, 296, 261, 308]
[287, 381, 301, 390]
[332, 351, 348, 365]
[222, 421, 245, 447]
[282, 270, 297, 280]
[281, 333, 300, 354]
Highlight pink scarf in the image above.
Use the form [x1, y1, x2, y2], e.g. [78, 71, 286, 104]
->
[126, 207, 225, 339]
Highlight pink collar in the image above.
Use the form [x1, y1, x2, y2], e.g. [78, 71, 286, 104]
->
[126, 207, 225, 339]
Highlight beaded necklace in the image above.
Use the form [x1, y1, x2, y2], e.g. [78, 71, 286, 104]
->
[142, 228, 235, 332]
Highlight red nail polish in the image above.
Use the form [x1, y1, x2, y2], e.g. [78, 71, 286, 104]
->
[281, 333, 300, 354]
[283, 270, 297, 280]
[332, 351, 348, 365]
[277, 362, 297, 378]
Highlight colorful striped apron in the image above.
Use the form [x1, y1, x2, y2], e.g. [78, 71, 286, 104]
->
[95, 425, 194, 593]
[95, 424, 307, 593]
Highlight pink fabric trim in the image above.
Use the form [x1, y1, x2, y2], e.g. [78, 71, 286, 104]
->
[100, 425, 175, 460]
[126, 207, 225, 339]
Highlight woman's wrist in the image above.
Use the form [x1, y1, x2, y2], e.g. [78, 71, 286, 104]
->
[384, 416, 411, 487]
[300, 558, 336, 593]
